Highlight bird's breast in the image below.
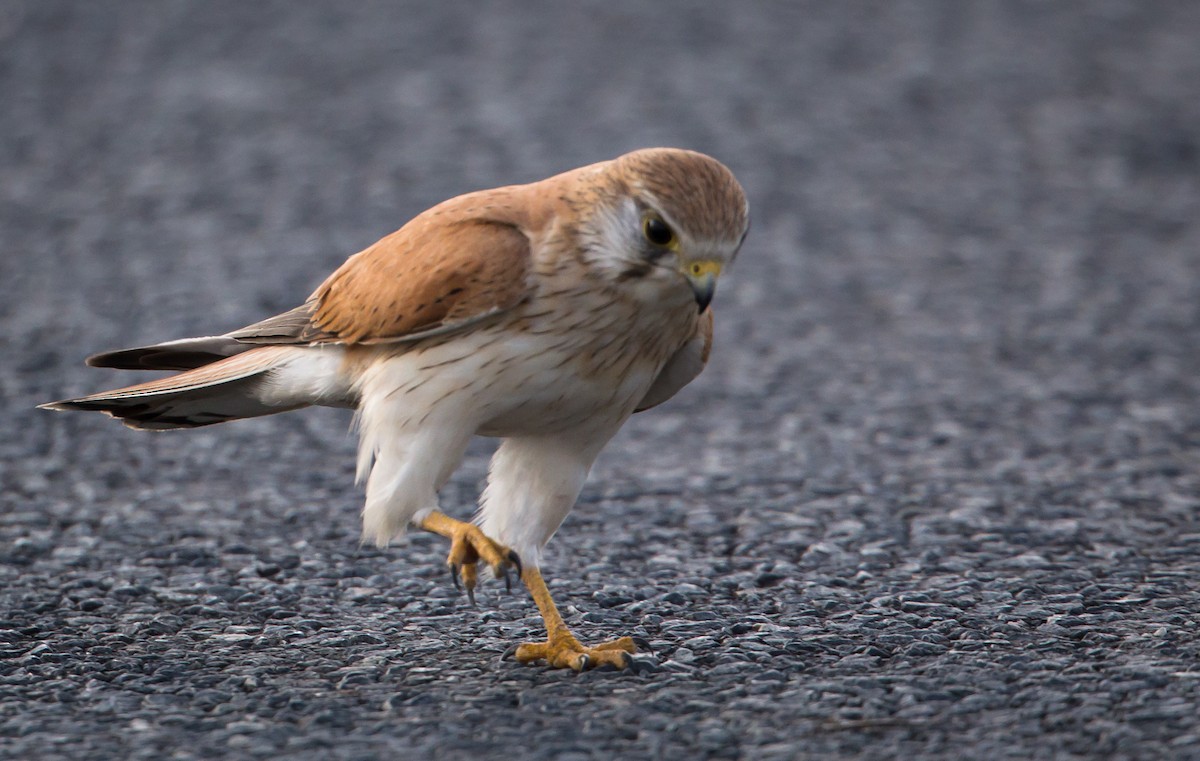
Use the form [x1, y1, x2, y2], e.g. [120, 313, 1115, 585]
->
[357, 286, 697, 438]
[473, 318, 687, 437]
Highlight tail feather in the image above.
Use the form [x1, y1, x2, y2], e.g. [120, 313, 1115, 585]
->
[41, 346, 308, 430]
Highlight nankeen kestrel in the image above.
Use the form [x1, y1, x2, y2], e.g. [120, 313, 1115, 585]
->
[43, 148, 750, 671]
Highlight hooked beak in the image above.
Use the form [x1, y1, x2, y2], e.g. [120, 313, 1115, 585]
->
[685, 260, 721, 313]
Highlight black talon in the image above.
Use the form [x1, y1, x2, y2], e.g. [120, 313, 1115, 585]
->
[507, 549, 523, 578]
[577, 654, 591, 671]
[503, 568, 512, 594]
[466, 584, 477, 607]
[449, 564, 461, 590]
[500, 643, 520, 662]
[631, 636, 652, 652]
[627, 656, 662, 675]
[622, 652, 634, 670]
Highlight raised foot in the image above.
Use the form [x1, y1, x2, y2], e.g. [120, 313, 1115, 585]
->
[420, 513, 521, 605]
[514, 634, 637, 671]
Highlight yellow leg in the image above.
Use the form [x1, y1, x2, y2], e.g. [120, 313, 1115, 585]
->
[513, 567, 637, 671]
[419, 511, 521, 605]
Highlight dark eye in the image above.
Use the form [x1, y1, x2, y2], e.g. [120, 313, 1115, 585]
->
[642, 215, 675, 247]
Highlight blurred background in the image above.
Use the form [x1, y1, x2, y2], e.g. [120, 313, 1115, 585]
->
[2, 2, 1199, 759]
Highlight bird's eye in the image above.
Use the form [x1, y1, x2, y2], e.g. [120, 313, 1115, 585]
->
[642, 215, 675, 247]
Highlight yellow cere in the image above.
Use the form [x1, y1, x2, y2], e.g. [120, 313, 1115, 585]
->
[688, 260, 722, 278]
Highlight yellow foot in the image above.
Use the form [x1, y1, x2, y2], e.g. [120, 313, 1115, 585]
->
[512, 566, 640, 671]
[514, 634, 637, 671]
[419, 512, 521, 605]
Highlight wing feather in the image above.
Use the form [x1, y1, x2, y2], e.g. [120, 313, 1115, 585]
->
[634, 310, 714, 413]
[233, 205, 532, 346]
[230, 303, 330, 344]
[309, 215, 531, 344]
[84, 188, 537, 371]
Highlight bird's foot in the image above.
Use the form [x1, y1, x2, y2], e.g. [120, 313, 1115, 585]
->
[447, 525, 522, 605]
[513, 566, 638, 671]
[419, 512, 521, 605]
[514, 633, 637, 671]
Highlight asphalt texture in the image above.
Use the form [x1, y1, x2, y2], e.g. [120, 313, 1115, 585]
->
[3, 2, 1200, 759]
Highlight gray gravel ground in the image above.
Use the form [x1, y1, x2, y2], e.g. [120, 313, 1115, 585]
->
[3, 2, 1200, 759]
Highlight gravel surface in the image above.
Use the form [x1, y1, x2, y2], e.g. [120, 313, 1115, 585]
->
[3, 2, 1200, 759]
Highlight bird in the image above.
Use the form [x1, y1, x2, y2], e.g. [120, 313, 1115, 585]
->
[42, 148, 750, 671]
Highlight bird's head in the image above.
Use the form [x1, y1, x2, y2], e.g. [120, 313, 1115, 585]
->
[575, 148, 749, 313]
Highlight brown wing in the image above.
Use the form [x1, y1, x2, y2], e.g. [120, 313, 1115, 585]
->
[227, 211, 532, 346]
[309, 215, 531, 344]
[634, 309, 714, 412]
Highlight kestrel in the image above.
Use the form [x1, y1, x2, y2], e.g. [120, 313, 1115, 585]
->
[43, 148, 749, 671]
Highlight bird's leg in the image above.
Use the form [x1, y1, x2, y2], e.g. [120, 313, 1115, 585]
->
[513, 567, 637, 671]
[419, 511, 521, 605]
